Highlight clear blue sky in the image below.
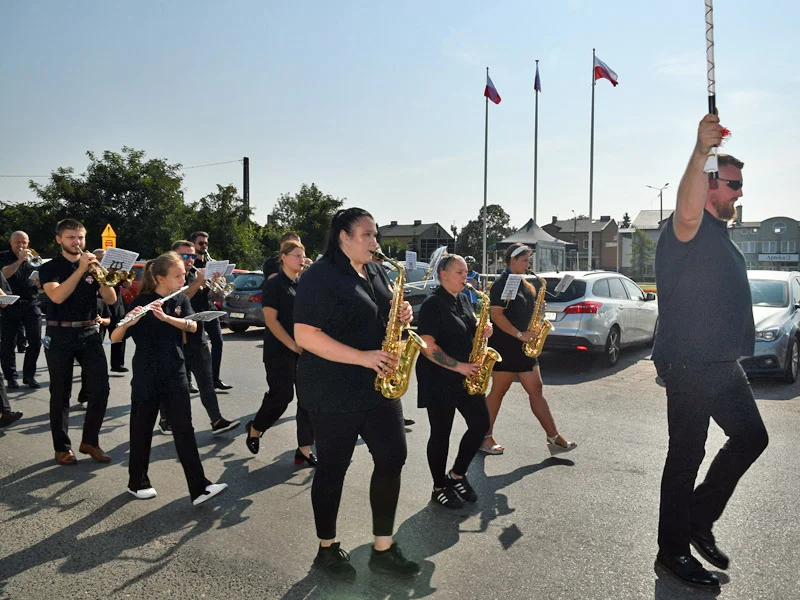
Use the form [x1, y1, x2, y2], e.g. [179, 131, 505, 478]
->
[2, 1, 797, 234]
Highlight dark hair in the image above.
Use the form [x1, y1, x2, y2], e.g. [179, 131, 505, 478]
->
[139, 251, 183, 295]
[436, 254, 465, 276]
[171, 239, 194, 251]
[323, 208, 373, 258]
[718, 154, 744, 170]
[503, 243, 536, 296]
[56, 218, 86, 236]
[280, 231, 300, 243]
[189, 231, 209, 241]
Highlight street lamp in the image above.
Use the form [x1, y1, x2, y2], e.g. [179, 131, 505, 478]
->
[571, 209, 577, 270]
[646, 183, 669, 225]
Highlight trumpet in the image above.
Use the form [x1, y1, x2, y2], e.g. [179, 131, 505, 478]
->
[25, 249, 43, 268]
[190, 266, 234, 296]
[75, 247, 133, 286]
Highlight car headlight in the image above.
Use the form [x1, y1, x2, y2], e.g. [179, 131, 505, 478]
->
[755, 328, 782, 342]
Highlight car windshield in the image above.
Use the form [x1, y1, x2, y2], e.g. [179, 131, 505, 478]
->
[387, 265, 432, 284]
[543, 277, 587, 302]
[749, 280, 788, 307]
[233, 273, 265, 291]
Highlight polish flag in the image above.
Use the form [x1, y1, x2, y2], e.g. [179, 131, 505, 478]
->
[534, 64, 541, 93]
[593, 56, 619, 87]
[484, 74, 501, 104]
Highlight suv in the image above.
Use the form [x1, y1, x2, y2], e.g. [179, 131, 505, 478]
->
[536, 271, 658, 366]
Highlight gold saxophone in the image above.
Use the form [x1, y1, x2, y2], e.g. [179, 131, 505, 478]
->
[522, 275, 554, 358]
[372, 250, 427, 399]
[464, 284, 502, 395]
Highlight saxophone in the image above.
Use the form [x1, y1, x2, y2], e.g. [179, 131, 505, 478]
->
[464, 284, 502, 395]
[522, 275, 554, 358]
[372, 250, 427, 399]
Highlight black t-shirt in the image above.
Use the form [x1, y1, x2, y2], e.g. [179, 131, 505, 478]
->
[262, 269, 299, 362]
[416, 286, 478, 407]
[489, 270, 541, 345]
[262, 255, 280, 279]
[0, 249, 39, 303]
[39, 254, 101, 324]
[125, 291, 193, 389]
[294, 248, 393, 413]
[652, 210, 755, 365]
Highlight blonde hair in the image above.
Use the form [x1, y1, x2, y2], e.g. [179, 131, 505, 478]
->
[139, 251, 183, 294]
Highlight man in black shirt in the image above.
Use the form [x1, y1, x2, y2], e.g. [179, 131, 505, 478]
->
[0, 231, 42, 388]
[652, 114, 769, 590]
[262, 231, 300, 279]
[0, 272, 23, 427]
[39, 219, 117, 466]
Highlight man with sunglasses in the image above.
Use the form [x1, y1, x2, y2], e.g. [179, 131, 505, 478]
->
[651, 113, 768, 590]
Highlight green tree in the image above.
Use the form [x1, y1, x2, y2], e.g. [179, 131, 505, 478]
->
[631, 229, 656, 280]
[0, 200, 60, 256]
[379, 238, 408, 259]
[621, 212, 631, 228]
[269, 183, 344, 258]
[455, 204, 514, 265]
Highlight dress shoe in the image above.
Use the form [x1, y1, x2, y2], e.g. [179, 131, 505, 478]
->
[403, 418, 415, 426]
[17, 345, 27, 353]
[691, 527, 730, 570]
[6, 378, 19, 390]
[214, 379, 233, 390]
[0, 411, 23, 428]
[189, 384, 199, 393]
[23, 377, 40, 389]
[110, 366, 129, 373]
[78, 442, 112, 463]
[193, 483, 228, 506]
[655, 553, 720, 589]
[55, 450, 77, 465]
[294, 449, 318, 467]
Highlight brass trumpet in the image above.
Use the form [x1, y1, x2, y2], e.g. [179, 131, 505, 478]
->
[76, 247, 131, 286]
[190, 266, 235, 296]
[25, 249, 43, 268]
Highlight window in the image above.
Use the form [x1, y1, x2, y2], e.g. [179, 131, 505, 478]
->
[607, 278, 628, 300]
[792, 279, 800, 305]
[774, 221, 787, 234]
[780, 240, 796, 253]
[544, 277, 587, 302]
[583, 239, 588, 249]
[741, 241, 757, 254]
[592, 279, 610, 298]
[621, 278, 645, 301]
[762, 241, 777, 253]
[749, 280, 788, 308]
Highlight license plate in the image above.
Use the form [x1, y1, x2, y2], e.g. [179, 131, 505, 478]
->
[230, 312, 245, 319]
[545, 312, 556, 321]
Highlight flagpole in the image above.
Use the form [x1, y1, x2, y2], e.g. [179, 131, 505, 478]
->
[588, 48, 596, 271]
[482, 67, 489, 281]
[533, 59, 539, 224]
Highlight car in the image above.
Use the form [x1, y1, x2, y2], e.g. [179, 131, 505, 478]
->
[536, 270, 659, 367]
[740, 270, 800, 383]
[386, 261, 439, 322]
[221, 270, 265, 333]
[120, 262, 147, 306]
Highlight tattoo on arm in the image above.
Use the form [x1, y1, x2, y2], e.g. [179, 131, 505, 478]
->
[432, 348, 458, 368]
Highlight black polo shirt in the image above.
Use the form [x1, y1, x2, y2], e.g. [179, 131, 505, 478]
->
[125, 291, 193, 390]
[416, 286, 478, 407]
[262, 254, 280, 279]
[0, 249, 40, 304]
[294, 248, 393, 413]
[262, 269, 299, 362]
[39, 254, 101, 325]
[653, 209, 754, 365]
[489, 270, 542, 343]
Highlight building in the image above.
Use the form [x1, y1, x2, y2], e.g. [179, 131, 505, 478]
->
[730, 210, 800, 271]
[617, 209, 675, 278]
[542, 215, 618, 271]
[377, 220, 454, 262]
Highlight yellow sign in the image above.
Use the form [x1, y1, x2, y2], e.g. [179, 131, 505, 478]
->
[101, 223, 117, 249]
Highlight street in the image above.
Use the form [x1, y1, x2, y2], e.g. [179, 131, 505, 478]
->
[1, 330, 798, 600]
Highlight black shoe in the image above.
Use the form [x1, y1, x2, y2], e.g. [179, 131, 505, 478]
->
[189, 384, 199, 393]
[0, 411, 23, 428]
[431, 487, 464, 509]
[23, 377, 40, 389]
[211, 418, 240, 436]
[446, 472, 477, 502]
[368, 543, 420, 578]
[6, 379, 19, 390]
[244, 420, 260, 454]
[403, 418, 415, 426]
[110, 366, 129, 373]
[314, 542, 356, 581]
[655, 553, 720, 589]
[17, 345, 27, 353]
[294, 449, 318, 467]
[691, 526, 730, 570]
[214, 380, 233, 390]
[158, 420, 173, 435]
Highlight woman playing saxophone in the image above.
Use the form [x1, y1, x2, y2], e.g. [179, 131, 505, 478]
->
[481, 243, 576, 456]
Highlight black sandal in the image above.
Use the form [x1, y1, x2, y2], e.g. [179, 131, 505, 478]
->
[244, 420, 261, 455]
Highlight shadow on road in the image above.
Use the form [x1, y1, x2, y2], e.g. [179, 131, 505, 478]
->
[540, 346, 653, 385]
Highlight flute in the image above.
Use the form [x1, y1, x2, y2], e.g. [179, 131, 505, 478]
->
[117, 286, 190, 326]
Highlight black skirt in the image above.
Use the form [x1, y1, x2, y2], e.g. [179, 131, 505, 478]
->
[490, 331, 539, 373]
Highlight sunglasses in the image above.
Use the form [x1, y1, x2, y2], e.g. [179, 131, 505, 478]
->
[719, 178, 742, 191]
[181, 253, 196, 260]
[196, 241, 208, 246]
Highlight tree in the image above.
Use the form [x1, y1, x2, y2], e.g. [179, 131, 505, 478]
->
[455, 204, 514, 265]
[379, 238, 408, 259]
[631, 229, 656, 280]
[621, 212, 631, 228]
[269, 183, 344, 258]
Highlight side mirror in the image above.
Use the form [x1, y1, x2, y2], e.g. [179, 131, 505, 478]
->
[645, 292, 657, 301]
[794, 302, 800, 311]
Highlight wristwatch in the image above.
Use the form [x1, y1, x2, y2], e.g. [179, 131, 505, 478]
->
[516, 331, 523, 339]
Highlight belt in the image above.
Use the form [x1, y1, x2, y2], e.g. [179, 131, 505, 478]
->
[47, 320, 96, 328]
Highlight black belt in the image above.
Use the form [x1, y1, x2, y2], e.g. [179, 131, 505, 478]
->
[47, 320, 95, 328]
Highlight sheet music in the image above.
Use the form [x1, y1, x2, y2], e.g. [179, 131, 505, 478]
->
[204, 260, 229, 278]
[405, 251, 417, 270]
[29, 270, 39, 281]
[0, 295, 20, 305]
[500, 275, 524, 301]
[224, 263, 236, 275]
[553, 274, 575, 295]
[100, 248, 139, 272]
[186, 310, 226, 322]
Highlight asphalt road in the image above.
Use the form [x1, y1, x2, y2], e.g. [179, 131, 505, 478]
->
[0, 330, 798, 600]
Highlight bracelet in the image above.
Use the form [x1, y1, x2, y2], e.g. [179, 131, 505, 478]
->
[183, 319, 191, 331]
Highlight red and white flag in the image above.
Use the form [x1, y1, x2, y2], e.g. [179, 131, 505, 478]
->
[593, 55, 619, 87]
[484, 74, 501, 104]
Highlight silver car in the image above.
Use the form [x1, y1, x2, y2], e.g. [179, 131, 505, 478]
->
[536, 271, 659, 367]
[740, 270, 800, 383]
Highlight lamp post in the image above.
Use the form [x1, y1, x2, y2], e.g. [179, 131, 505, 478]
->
[571, 209, 577, 270]
[646, 182, 670, 225]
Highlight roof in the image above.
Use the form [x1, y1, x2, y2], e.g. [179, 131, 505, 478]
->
[500, 219, 569, 246]
[631, 209, 674, 230]
[378, 222, 452, 239]
[746, 270, 800, 281]
[545, 217, 616, 234]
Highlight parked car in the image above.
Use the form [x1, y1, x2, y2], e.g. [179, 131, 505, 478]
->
[536, 271, 659, 367]
[387, 262, 438, 322]
[221, 271, 265, 333]
[740, 270, 800, 383]
[120, 262, 147, 305]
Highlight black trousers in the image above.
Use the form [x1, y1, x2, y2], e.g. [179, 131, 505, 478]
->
[184, 342, 222, 423]
[253, 354, 314, 447]
[44, 328, 109, 451]
[0, 369, 10, 412]
[426, 393, 490, 489]
[0, 306, 41, 381]
[309, 400, 406, 539]
[206, 317, 223, 381]
[76, 339, 109, 405]
[109, 316, 126, 370]
[655, 360, 769, 556]
[128, 381, 211, 500]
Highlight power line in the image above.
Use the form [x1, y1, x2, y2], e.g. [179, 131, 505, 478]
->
[0, 158, 243, 179]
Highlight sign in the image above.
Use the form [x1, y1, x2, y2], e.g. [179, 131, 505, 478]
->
[605, 242, 618, 248]
[758, 254, 799, 263]
[101, 223, 117, 249]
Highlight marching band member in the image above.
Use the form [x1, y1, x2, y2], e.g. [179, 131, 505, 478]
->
[39, 219, 115, 466]
[244, 240, 315, 465]
[262, 231, 301, 279]
[482, 243, 576, 455]
[0, 271, 23, 427]
[294, 208, 419, 581]
[111, 252, 227, 506]
[416, 254, 492, 509]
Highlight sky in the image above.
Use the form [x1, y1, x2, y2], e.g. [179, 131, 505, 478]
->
[2, 1, 798, 236]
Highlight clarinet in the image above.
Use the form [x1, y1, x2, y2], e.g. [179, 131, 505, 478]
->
[117, 286, 190, 326]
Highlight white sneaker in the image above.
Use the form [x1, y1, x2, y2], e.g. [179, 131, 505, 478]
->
[192, 483, 228, 506]
[127, 487, 157, 500]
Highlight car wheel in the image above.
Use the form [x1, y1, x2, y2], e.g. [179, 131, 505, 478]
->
[782, 336, 799, 383]
[646, 317, 658, 348]
[229, 324, 249, 334]
[604, 326, 621, 367]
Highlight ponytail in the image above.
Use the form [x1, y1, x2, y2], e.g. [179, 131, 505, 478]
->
[139, 252, 182, 294]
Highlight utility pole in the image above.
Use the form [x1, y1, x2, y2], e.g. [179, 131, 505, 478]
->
[243, 157, 250, 212]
